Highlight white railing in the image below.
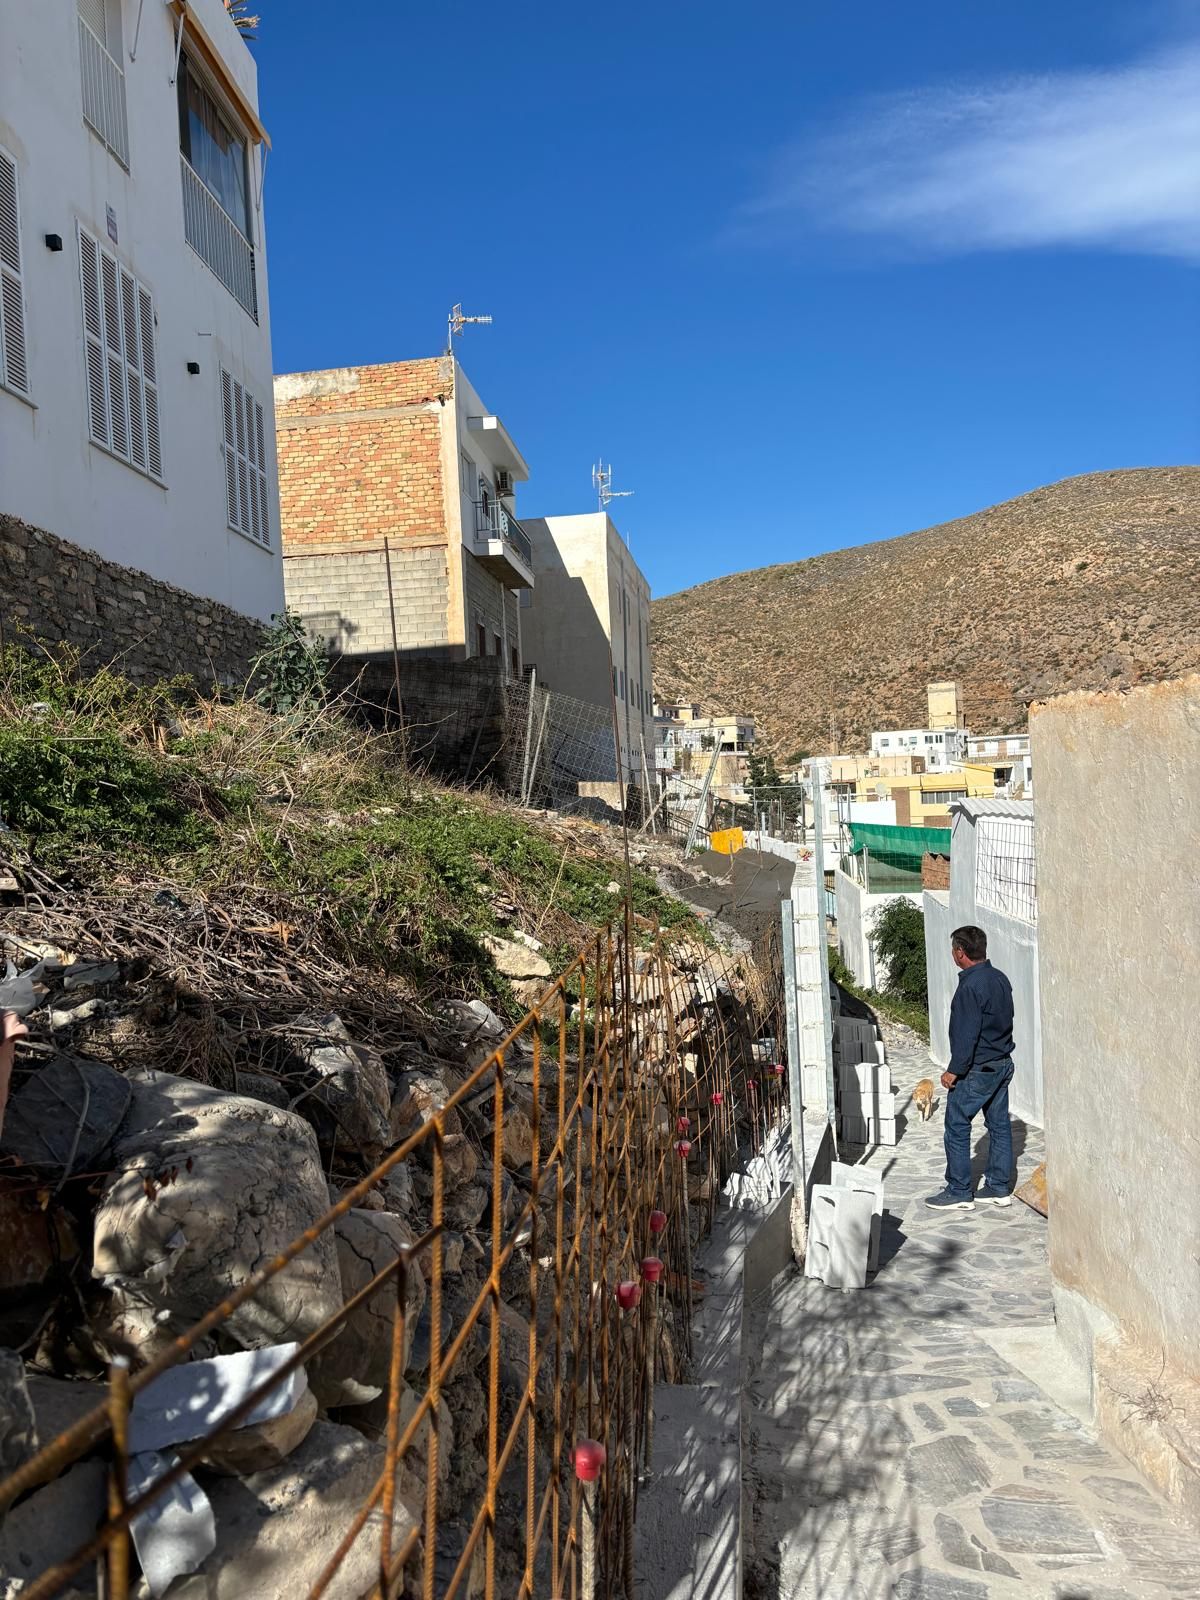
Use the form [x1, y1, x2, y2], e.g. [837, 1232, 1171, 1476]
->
[181, 156, 258, 321]
[79, 15, 129, 167]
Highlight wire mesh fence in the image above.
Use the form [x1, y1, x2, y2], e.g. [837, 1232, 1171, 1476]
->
[0, 912, 790, 1600]
[974, 814, 1037, 923]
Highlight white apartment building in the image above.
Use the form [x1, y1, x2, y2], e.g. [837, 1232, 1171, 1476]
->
[519, 512, 653, 780]
[967, 731, 1033, 795]
[1, 0, 283, 622]
[870, 726, 968, 770]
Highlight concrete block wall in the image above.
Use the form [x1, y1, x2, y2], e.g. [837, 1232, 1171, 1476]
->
[0, 514, 265, 688]
[283, 543, 451, 658]
[463, 555, 520, 665]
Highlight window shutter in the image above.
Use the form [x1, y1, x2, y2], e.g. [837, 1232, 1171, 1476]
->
[0, 149, 28, 396]
[79, 228, 109, 446]
[119, 268, 145, 471]
[100, 250, 128, 459]
[220, 365, 271, 547]
[253, 399, 269, 545]
[137, 286, 160, 479]
[77, 0, 107, 46]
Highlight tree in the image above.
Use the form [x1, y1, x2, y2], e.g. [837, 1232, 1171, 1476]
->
[871, 900, 927, 1007]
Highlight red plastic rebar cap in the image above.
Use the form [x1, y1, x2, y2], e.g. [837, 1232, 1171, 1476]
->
[771, 1062, 786, 1076]
[616, 1279, 642, 1310]
[574, 1439, 606, 1481]
[710, 1090, 724, 1105]
[648, 1208, 668, 1234]
[674, 1138, 693, 1158]
[641, 1255, 664, 1284]
[676, 1114, 691, 1132]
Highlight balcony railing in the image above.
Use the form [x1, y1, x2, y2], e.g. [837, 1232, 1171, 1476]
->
[180, 155, 258, 321]
[474, 501, 533, 569]
[79, 15, 129, 167]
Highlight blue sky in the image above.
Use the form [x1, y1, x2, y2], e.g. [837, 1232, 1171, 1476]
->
[258, 1, 1199, 599]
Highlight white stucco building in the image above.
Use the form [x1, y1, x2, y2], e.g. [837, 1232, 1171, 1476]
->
[869, 725, 967, 770]
[1, 0, 283, 623]
[519, 512, 653, 780]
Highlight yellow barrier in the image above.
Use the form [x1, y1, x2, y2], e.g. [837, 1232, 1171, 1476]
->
[709, 827, 744, 856]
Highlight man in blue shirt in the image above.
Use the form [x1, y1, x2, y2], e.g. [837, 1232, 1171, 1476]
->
[925, 925, 1016, 1212]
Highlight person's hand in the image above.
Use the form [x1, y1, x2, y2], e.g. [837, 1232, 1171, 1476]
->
[0, 1008, 30, 1136]
[940, 1070, 958, 1090]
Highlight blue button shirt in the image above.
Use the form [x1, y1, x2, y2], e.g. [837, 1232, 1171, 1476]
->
[948, 959, 1015, 1076]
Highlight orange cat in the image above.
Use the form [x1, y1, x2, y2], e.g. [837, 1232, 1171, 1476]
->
[913, 1078, 936, 1120]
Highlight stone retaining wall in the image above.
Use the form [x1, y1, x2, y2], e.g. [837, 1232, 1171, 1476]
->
[0, 514, 266, 687]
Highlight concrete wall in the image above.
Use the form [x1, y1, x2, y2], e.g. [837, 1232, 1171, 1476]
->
[2, 0, 282, 624]
[1032, 675, 1200, 1515]
[834, 867, 922, 990]
[923, 890, 954, 1063]
[924, 809, 1044, 1126]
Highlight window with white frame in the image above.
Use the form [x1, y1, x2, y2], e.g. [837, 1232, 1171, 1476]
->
[221, 368, 270, 547]
[79, 225, 161, 479]
[0, 147, 29, 397]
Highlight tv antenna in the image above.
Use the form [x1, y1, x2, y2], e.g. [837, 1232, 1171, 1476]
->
[447, 303, 492, 352]
[592, 460, 634, 513]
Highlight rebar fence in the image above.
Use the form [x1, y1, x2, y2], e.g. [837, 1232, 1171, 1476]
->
[0, 913, 790, 1599]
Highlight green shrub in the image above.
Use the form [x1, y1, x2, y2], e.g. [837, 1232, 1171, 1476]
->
[871, 899, 928, 1007]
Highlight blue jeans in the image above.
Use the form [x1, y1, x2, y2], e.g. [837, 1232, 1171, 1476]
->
[943, 1059, 1014, 1199]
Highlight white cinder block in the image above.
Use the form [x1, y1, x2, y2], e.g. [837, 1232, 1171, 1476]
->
[840, 1113, 898, 1147]
[840, 1088, 897, 1121]
[837, 1060, 893, 1095]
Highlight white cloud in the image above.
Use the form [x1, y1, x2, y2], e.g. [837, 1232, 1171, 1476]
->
[738, 43, 1200, 261]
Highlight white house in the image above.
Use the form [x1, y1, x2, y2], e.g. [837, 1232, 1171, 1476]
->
[869, 725, 968, 770]
[0, 0, 282, 626]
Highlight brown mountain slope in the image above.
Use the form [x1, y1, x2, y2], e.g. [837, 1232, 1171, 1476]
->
[650, 468, 1200, 756]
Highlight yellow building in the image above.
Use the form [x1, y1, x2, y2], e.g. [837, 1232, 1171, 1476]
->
[927, 680, 965, 731]
[879, 768, 994, 828]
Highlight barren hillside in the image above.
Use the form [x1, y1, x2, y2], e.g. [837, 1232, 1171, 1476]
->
[650, 468, 1200, 755]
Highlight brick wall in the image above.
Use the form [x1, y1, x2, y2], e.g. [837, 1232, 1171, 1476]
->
[274, 359, 452, 551]
[0, 514, 264, 686]
[922, 853, 951, 891]
[284, 542, 451, 658]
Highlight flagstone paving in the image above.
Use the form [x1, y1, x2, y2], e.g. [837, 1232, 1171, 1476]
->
[742, 1029, 1200, 1599]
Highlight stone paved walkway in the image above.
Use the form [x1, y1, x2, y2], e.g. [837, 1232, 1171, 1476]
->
[743, 1030, 1200, 1599]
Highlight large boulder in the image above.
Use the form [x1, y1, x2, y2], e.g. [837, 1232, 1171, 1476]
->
[0, 1458, 105, 1599]
[309, 1210, 426, 1410]
[287, 1014, 391, 1156]
[93, 1073, 342, 1355]
[130, 1421, 418, 1600]
[483, 935, 552, 982]
[0, 1054, 130, 1178]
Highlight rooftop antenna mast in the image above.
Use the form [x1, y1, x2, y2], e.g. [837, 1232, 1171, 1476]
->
[447, 303, 492, 354]
[592, 460, 634, 514]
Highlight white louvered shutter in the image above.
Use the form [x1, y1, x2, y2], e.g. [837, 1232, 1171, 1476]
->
[79, 229, 109, 445]
[119, 268, 145, 471]
[100, 249, 128, 459]
[79, 226, 161, 479]
[220, 367, 271, 546]
[0, 149, 29, 396]
[137, 285, 161, 479]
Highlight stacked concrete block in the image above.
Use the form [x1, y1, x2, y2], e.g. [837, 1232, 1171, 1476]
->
[804, 1184, 878, 1290]
[829, 1160, 885, 1271]
[834, 1017, 896, 1145]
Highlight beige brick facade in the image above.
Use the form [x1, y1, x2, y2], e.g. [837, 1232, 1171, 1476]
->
[275, 358, 521, 664]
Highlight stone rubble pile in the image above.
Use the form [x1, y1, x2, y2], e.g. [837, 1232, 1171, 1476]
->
[0, 922, 762, 1598]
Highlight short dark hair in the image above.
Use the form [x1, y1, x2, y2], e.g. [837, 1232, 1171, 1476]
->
[952, 925, 988, 962]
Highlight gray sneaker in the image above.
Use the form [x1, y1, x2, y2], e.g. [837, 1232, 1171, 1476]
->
[977, 1187, 1012, 1207]
[924, 1189, 975, 1211]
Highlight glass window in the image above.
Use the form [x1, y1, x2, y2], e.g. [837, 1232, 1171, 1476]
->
[178, 54, 249, 237]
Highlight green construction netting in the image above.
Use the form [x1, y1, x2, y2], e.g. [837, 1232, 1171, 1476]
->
[847, 821, 951, 868]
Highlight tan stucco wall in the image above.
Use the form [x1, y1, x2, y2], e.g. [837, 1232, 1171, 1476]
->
[1032, 674, 1200, 1474]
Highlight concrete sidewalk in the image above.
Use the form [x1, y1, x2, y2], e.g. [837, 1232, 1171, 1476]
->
[743, 1031, 1200, 1599]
